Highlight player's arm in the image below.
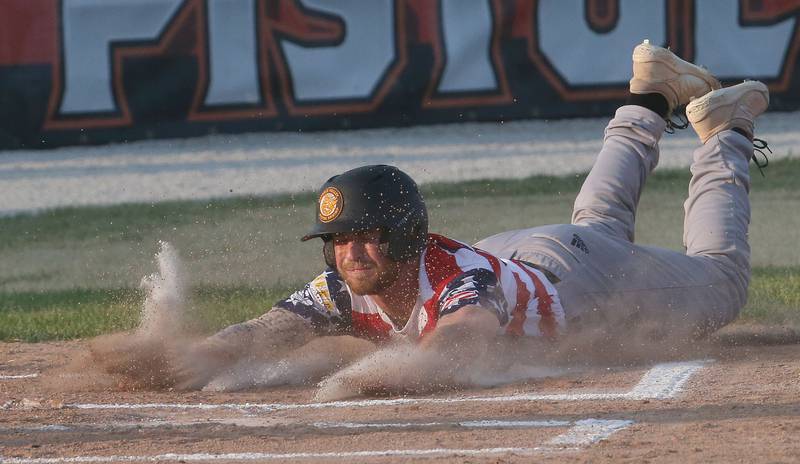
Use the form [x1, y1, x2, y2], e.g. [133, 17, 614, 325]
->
[172, 270, 350, 389]
[424, 267, 506, 348]
[407, 300, 502, 390]
[170, 308, 314, 390]
[201, 308, 315, 361]
[419, 304, 500, 352]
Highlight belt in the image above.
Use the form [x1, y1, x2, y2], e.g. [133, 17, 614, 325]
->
[515, 259, 561, 284]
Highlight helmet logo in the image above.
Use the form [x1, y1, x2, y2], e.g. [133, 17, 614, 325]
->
[318, 187, 343, 223]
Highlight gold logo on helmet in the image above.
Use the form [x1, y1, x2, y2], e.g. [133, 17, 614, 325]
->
[319, 187, 343, 223]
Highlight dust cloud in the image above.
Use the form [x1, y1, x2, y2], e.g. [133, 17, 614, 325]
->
[87, 241, 201, 390]
[46, 242, 200, 391]
[202, 335, 376, 392]
[46, 242, 714, 399]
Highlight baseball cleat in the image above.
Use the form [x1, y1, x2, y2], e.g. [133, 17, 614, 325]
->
[630, 39, 721, 115]
[686, 80, 769, 144]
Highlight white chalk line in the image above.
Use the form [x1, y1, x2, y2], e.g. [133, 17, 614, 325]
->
[0, 419, 633, 463]
[547, 419, 633, 446]
[0, 373, 38, 380]
[66, 360, 710, 413]
[627, 359, 710, 399]
[314, 419, 572, 429]
[0, 418, 574, 433]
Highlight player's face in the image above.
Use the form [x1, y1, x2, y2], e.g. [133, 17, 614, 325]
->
[333, 230, 400, 295]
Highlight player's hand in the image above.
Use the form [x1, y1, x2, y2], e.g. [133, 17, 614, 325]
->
[313, 342, 447, 401]
[205, 335, 375, 392]
[168, 338, 236, 390]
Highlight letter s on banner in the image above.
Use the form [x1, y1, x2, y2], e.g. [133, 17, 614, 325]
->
[279, 0, 395, 102]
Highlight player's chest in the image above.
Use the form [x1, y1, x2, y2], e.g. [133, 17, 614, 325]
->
[349, 294, 430, 340]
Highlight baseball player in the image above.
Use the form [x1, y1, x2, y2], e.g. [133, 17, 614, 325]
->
[171, 40, 770, 393]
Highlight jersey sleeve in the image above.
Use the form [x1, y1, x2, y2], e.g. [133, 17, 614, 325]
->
[273, 269, 352, 334]
[436, 268, 509, 325]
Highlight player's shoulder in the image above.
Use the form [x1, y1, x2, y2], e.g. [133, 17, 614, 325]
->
[280, 268, 349, 312]
[311, 268, 349, 301]
[424, 233, 499, 277]
[426, 233, 473, 253]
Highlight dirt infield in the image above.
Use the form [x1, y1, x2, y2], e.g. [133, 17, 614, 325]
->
[2, 337, 800, 463]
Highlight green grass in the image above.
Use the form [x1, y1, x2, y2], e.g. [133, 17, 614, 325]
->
[1, 158, 798, 341]
[0, 289, 141, 342]
[741, 267, 800, 325]
[0, 194, 314, 251]
[0, 287, 290, 342]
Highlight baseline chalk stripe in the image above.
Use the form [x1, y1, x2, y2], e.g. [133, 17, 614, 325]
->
[2, 419, 575, 433]
[0, 373, 38, 380]
[0, 420, 633, 463]
[545, 419, 634, 447]
[0, 418, 617, 435]
[313, 419, 572, 429]
[67, 360, 711, 412]
[626, 360, 710, 399]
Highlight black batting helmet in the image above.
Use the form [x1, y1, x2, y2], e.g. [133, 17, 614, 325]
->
[301, 165, 428, 266]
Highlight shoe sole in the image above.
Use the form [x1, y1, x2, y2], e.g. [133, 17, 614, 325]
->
[686, 81, 769, 122]
[686, 81, 769, 143]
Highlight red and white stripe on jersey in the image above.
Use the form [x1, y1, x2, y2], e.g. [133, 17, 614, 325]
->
[503, 257, 561, 338]
[414, 234, 565, 338]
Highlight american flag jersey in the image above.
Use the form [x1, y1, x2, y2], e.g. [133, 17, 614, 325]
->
[275, 234, 565, 342]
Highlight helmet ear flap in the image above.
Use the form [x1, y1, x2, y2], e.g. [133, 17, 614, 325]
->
[378, 241, 391, 258]
[386, 212, 427, 261]
[410, 219, 428, 254]
[323, 239, 336, 268]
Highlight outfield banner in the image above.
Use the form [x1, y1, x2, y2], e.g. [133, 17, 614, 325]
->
[1, 0, 800, 149]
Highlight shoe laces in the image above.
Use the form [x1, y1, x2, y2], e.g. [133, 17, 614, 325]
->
[664, 110, 689, 134]
[752, 137, 771, 177]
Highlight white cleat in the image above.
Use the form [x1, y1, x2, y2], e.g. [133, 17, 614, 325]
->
[686, 80, 769, 144]
[630, 39, 721, 115]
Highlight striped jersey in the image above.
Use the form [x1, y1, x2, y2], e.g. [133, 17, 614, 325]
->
[275, 234, 565, 342]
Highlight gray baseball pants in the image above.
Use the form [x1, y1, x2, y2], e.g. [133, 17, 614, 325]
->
[475, 105, 753, 337]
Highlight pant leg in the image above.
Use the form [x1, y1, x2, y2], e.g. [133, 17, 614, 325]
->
[476, 130, 751, 337]
[683, 130, 753, 310]
[477, 224, 741, 337]
[571, 105, 667, 241]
